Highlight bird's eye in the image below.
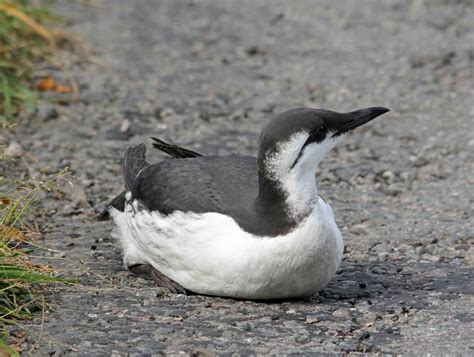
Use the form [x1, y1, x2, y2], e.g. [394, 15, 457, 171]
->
[317, 125, 326, 135]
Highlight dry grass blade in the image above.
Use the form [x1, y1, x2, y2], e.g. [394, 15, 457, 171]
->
[0, 162, 73, 352]
[0, 3, 55, 46]
[0, 0, 82, 121]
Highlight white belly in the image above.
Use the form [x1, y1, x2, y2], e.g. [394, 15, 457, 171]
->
[110, 197, 343, 299]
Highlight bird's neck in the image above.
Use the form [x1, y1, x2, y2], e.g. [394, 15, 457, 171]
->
[281, 167, 319, 219]
[254, 136, 321, 233]
[255, 170, 318, 227]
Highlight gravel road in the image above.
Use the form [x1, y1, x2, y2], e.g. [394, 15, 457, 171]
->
[6, 0, 473, 354]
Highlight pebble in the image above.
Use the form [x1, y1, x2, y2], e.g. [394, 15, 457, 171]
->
[339, 341, 357, 352]
[332, 309, 351, 320]
[4, 141, 23, 156]
[294, 335, 310, 344]
[142, 298, 153, 307]
[37, 103, 58, 121]
[305, 316, 320, 324]
[242, 323, 252, 331]
[358, 311, 378, 324]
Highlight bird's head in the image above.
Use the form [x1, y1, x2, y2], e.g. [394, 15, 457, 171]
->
[258, 106, 390, 180]
[257, 107, 389, 218]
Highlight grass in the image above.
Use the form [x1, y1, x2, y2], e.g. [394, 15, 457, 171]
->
[0, 0, 62, 123]
[0, 158, 72, 355]
[1, 1, 75, 354]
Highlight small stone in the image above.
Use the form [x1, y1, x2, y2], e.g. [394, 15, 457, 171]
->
[295, 335, 310, 344]
[157, 107, 175, 119]
[142, 298, 153, 307]
[357, 331, 371, 341]
[370, 267, 385, 274]
[381, 170, 395, 183]
[386, 326, 400, 334]
[378, 252, 389, 262]
[119, 119, 132, 132]
[5, 141, 23, 156]
[204, 301, 212, 308]
[37, 103, 58, 121]
[56, 251, 67, 258]
[358, 311, 378, 324]
[332, 309, 351, 319]
[339, 341, 357, 352]
[382, 314, 397, 321]
[305, 315, 320, 324]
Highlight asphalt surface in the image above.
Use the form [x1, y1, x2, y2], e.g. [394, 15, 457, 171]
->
[5, 0, 473, 355]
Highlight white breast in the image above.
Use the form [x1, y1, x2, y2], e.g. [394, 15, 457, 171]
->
[110, 197, 343, 299]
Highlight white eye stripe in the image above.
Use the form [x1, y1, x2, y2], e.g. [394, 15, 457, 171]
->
[264, 131, 309, 180]
[264, 132, 344, 219]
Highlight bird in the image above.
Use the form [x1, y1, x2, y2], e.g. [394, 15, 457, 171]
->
[99, 106, 390, 299]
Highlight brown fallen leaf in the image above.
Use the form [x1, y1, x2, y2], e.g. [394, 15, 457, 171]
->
[0, 196, 12, 208]
[54, 84, 73, 93]
[36, 77, 55, 91]
[36, 76, 73, 93]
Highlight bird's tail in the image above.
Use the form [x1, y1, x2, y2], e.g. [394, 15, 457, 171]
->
[123, 143, 150, 192]
[96, 190, 126, 220]
[96, 144, 150, 221]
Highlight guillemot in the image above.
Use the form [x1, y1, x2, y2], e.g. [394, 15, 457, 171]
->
[100, 107, 389, 299]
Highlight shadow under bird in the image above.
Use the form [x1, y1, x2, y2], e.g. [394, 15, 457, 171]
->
[99, 106, 390, 299]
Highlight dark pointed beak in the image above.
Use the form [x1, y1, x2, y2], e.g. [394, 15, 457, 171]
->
[333, 107, 390, 137]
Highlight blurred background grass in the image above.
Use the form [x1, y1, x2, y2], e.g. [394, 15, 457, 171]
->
[0, 0, 62, 123]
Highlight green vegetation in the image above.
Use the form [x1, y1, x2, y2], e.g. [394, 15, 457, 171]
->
[0, 0, 60, 122]
[0, 160, 71, 355]
[1, 1, 74, 354]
